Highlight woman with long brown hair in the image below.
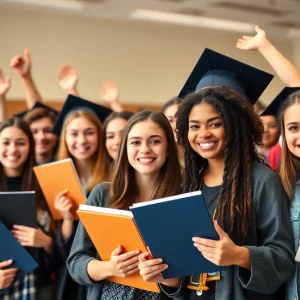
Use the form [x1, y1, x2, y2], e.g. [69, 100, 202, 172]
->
[67, 110, 182, 299]
[0, 117, 53, 299]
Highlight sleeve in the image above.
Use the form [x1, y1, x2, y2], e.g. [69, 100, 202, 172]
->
[66, 183, 109, 286]
[159, 278, 186, 299]
[237, 170, 295, 294]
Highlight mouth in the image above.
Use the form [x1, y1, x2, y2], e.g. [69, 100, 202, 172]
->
[137, 157, 156, 164]
[4, 155, 21, 163]
[197, 141, 218, 150]
[74, 146, 91, 154]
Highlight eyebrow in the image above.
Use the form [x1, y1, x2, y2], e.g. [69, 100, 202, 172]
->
[2, 138, 26, 141]
[286, 122, 300, 126]
[189, 116, 222, 123]
[128, 135, 162, 140]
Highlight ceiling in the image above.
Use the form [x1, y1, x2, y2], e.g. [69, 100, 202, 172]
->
[1, 0, 300, 39]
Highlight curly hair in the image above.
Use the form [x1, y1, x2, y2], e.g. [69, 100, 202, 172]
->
[176, 86, 265, 245]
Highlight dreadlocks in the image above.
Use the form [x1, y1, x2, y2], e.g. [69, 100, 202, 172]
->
[176, 86, 265, 245]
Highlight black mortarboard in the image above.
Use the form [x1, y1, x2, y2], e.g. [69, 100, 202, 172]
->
[14, 102, 59, 119]
[178, 48, 274, 105]
[260, 87, 300, 118]
[52, 94, 113, 135]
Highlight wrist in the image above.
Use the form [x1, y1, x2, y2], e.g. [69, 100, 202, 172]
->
[257, 38, 272, 54]
[235, 246, 250, 269]
[43, 235, 53, 254]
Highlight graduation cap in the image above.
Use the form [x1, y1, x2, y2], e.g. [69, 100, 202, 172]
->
[178, 48, 274, 105]
[52, 94, 113, 135]
[14, 102, 59, 119]
[260, 87, 300, 118]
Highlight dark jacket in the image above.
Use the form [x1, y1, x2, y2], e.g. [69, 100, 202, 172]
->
[160, 162, 295, 300]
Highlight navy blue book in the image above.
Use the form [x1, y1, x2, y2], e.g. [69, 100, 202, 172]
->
[130, 191, 227, 279]
[0, 192, 36, 230]
[0, 221, 38, 295]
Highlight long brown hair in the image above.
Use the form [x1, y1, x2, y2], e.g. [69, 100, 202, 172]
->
[109, 110, 182, 210]
[102, 111, 134, 179]
[57, 110, 106, 192]
[0, 118, 46, 210]
[279, 90, 300, 201]
[176, 87, 265, 245]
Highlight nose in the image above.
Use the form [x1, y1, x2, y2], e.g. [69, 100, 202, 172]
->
[197, 128, 212, 139]
[36, 130, 47, 140]
[8, 143, 17, 153]
[114, 134, 121, 147]
[77, 133, 87, 144]
[139, 142, 151, 154]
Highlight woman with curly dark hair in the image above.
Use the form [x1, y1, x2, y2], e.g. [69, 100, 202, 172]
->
[139, 49, 295, 300]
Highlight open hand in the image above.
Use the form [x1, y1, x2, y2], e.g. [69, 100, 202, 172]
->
[57, 64, 78, 92]
[0, 68, 11, 97]
[236, 25, 267, 51]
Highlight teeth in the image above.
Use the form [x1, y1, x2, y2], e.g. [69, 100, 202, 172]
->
[139, 158, 154, 163]
[199, 142, 215, 148]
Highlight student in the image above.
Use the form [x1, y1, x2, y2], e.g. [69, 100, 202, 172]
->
[67, 110, 182, 299]
[260, 87, 300, 171]
[139, 49, 295, 300]
[51, 95, 111, 300]
[102, 110, 134, 178]
[0, 68, 10, 124]
[263, 89, 300, 300]
[161, 97, 184, 168]
[0, 117, 53, 299]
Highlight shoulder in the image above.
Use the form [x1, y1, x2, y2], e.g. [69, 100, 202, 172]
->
[87, 182, 111, 207]
[251, 161, 279, 184]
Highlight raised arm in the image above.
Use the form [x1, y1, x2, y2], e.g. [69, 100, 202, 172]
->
[10, 49, 43, 108]
[100, 81, 124, 112]
[237, 26, 300, 87]
[57, 64, 80, 96]
[0, 68, 11, 123]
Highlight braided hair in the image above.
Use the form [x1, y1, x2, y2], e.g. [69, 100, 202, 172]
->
[176, 86, 265, 245]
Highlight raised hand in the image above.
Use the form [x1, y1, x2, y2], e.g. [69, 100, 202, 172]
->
[100, 81, 119, 104]
[0, 68, 11, 97]
[236, 25, 268, 51]
[108, 246, 140, 277]
[10, 49, 31, 77]
[57, 64, 79, 94]
[0, 260, 18, 289]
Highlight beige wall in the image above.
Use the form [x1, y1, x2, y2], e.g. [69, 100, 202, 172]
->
[0, 5, 296, 106]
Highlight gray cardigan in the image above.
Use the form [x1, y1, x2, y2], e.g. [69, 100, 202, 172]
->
[66, 183, 172, 300]
[160, 162, 296, 300]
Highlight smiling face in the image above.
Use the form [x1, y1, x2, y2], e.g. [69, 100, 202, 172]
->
[0, 126, 30, 176]
[105, 118, 128, 160]
[260, 115, 279, 149]
[127, 119, 168, 178]
[30, 116, 57, 156]
[65, 116, 99, 161]
[284, 103, 300, 158]
[188, 103, 225, 161]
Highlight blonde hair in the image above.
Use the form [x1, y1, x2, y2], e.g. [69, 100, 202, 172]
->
[57, 110, 106, 192]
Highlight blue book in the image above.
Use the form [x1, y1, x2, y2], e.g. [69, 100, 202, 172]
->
[130, 191, 227, 279]
[0, 221, 38, 295]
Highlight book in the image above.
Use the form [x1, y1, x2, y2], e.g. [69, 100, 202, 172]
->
[77, 205, 160, 293]
[0, 220, 38, 295]
[33, 158, 87, 220]
[130, 191, 227, 279]
[0, 192, 36, 230]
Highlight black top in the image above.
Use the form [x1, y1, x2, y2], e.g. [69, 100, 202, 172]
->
[6, 176, 23, 192]
[188, 183, 221, 300]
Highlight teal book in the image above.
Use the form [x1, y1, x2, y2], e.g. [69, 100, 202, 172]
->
[0, 221, 38, 295]
[130, 191, 227, 279]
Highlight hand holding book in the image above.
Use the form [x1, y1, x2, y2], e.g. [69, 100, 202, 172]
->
[0, 260, 18, 290]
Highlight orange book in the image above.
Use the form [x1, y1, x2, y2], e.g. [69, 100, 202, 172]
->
[77, 204, 160, 293]
[33, 159, 86, 220]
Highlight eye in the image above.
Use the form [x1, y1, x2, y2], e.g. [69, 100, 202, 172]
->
[16, 141, 26, 146]
[2, 141, 9, 146]
[106, 135, 114, 140]
[189, 124, 199, 130]
[288, 126, 299, 132]
[150, 139, 161, 144]
[86, 131, 95, 136]
[210, 122, 222, 128]
[70, 132, 78, 137]
[130, 140, 140, 146]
